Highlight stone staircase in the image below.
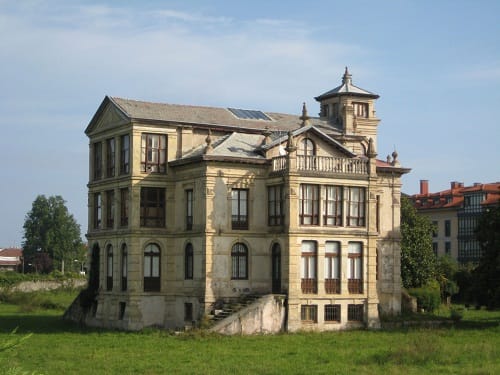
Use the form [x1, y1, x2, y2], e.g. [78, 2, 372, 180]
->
[209, 293, 262, 324]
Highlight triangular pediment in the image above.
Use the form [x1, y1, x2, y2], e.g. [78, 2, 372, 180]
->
[85, 97, 130, 135]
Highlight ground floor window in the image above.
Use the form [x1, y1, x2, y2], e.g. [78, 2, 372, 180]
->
[184, 302, 193, 322]
[347, 304, 364, 322]
[300, 305, 318, 323]
[324, 304, 341, 322]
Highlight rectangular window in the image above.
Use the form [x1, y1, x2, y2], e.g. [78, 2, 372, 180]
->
[231, 189, 248, 230]
[325, 241, 340, 294]
[432, 221, 438, 237]
[106, 138, 115, 178]
[348, 304, 364, 322]
[324, 304, 341, 323]
[324, 186, 342, 226]
[120, 188, 129, 227]
[268, 185, 284, 226]
[118, 302, 126, 320]
[141, 133, 167, 173]
[433, 242, 438, 256]
[120, 134, 130, 175]
[445, 220, 451, 237]
[93, 142, 102, 181]
[300, 305, 318, 323]
[93, 193, 102, 229]
[106, 190, 115, 229]
[353, 102, 368, 118]
[140, 187, 165, 227]
[301, 241, 317, 294]
[346, 187, 366, 227]
[299, 184, 319, 225]
[445, 241, 451, 255]
[184, 302, 193, 322]
[348, 242, 363, 294]
[186, 189, 193, 230]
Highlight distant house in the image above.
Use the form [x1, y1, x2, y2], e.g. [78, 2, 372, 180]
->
[409, 180, 500, 264]
[0, 248, 23, 272]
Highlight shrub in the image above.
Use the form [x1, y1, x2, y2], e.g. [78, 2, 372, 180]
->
[450, 306, 465, 322]
[408, 281, 441, 312]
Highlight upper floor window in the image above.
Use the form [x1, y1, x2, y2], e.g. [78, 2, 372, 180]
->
[231, 243, 248, 280]
[121, 244, 127, 291]
[186, 189, 193, 230]
[106, 138, 115, 178]
[231, 189, 248, 230]
[324, 186, 342, 226]
[106, 190, 115, 229]
[93, 142, 102, 181]
[298, 138, 316, 170]
[353, 102, 368, 118]
[185, 243, 194, 280]
[106, 245, 113, 291]
[299, 184, 319, 225]
[320, 104, 329, 118]
[120, 188, 129, 227]
[268, 185, 284, 226]
[432, 221, 438, 237]
[120, 134, 130, 175]
[346, 187, 365, 227]
[301, 241, 317, 294]
[141, 133, 166, 173]
[144, 243, 161, 292]
[445, 220, 451, 237]
[93, 193, 102, 229]
[348, 242, 363, 294]
[140, 187, 165, 227]
[325, 241, 340, 294]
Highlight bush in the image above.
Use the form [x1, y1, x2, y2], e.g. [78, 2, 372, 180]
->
[450, 306, 465, 322]
[408, 281, 441, 312]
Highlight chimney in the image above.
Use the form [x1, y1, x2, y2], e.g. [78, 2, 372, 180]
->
[420, 180, 429, 195]
[451, 181, 463, 190]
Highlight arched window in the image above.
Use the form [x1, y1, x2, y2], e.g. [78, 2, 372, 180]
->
[144, 243, 161, 292]
[121, 244, 127, 291]
[106, 245, 113, 291]
[185, 243, 194, 280]
[298, 138, 316, 170]
[231, 243, 248, 280]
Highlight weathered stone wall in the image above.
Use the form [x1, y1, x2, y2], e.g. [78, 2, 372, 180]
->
[5, 279, 87, 292]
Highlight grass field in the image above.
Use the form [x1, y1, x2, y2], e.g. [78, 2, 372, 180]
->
[1, 290, 500, 374]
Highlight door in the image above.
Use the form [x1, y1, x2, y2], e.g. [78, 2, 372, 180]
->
[272, 243, 281, 294]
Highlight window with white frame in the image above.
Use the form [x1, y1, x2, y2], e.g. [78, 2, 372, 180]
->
[325, 241, 340, 294]
[348, 242, 363, 293]
[144, 243, 161, 292]
[301, 241, 317, 293]
[346, 187, 366, 227]
[141, 133, 167, 173]
[299, 184, 319, 225]
[324, 185, 343, 226]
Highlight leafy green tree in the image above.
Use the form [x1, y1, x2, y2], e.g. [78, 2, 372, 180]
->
[435, 255, 459, 304]
[471, 205, 500, 308]
[400, 196, 436, 288]
[22, 195, 82, 273]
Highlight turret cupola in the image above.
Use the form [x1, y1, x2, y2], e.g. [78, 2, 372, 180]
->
[315, 67, 381, 148]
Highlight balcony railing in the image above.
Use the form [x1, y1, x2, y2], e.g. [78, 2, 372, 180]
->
[325, 278, 341, 294]
[348, 278, 363, 294]
[272, 155, 368, 175]
[301, 278, 317, 294]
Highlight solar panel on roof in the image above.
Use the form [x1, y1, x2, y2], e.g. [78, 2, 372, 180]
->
[228, 108, 272, 121]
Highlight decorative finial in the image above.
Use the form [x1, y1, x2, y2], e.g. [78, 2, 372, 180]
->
[386, 154, 392, 164]
[391, 149, 400, 166]
[342, 66, 352, 85]
[300, 102, 311, 127]
[367, 138, 377, 159]
[262, 126, 272, 145]
[204, 129, 213, 154]
[285, 130, 296, 153]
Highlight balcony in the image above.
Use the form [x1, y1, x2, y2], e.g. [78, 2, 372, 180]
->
[272, 155, 368, 175]
[301, 278, 317, 294]
[348, 278, 363, 294]
[325, 278, 341, 294]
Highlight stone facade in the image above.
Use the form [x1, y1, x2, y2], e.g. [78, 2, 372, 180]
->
[83, 69, 409, 332]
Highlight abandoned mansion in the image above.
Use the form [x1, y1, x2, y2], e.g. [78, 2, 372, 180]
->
[81, 69, 410, 332]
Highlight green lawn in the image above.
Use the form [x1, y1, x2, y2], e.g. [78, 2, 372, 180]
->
[1, 293, 500, 375]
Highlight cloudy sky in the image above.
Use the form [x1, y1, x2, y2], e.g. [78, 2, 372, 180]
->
[1, 0, 499, 246]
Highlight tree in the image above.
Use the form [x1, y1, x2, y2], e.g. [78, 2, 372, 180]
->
[22, 195, 82, 273]
[471, 205, 500, 308]
[400, 196, 436, 289]
[435, 255, 459, 304]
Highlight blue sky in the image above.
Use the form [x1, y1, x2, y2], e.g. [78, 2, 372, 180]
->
[0, 0, 499, 246]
